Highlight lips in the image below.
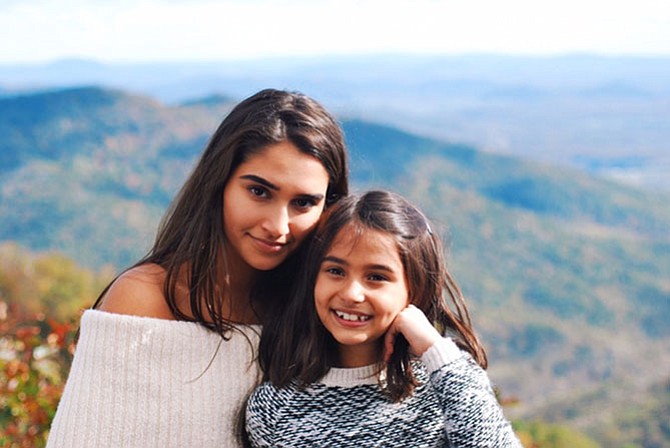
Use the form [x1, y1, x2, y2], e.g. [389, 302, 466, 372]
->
[249, 234, 288, 253]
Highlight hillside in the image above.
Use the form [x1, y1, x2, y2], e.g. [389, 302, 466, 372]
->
[0, 87, 236, 268]
[1, 87, 669, 446]
[2, 55, 669, 191]
[345, 119, 670, 433]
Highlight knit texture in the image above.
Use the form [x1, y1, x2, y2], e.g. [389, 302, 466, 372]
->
[246, 339, 522, 447]
[47, 310, 260, 447]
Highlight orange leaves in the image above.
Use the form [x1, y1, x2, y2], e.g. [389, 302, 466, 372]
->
[0, 244, 108, 447]
[46, 318, 72, 347]
[0, 302, 79, 447]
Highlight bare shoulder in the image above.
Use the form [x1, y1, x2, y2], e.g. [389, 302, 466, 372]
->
[97, 263, 175, 320]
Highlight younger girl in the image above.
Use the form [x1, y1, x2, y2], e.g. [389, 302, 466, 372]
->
[245, 190, 521, 447]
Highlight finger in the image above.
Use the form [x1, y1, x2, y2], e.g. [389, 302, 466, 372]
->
[383, 322, 399, 362]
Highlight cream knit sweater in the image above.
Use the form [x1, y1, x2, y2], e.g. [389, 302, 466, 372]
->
[47, 310, 261, 447]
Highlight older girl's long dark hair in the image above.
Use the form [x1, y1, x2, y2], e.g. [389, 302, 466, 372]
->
[260, 190, 487, 401]
[91, 89, 349, 337]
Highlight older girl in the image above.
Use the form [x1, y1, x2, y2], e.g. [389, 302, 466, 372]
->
[246, 190, 521, 447]
[47, 89, 349, 447]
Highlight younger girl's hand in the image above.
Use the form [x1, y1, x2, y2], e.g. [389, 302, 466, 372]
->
[383, 305, 442, 362]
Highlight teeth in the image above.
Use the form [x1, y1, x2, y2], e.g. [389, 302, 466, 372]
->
[335, 310, 371, 322]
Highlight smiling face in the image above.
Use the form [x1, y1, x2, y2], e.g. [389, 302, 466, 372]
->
[314, 225, 409, 367]
[222, 140, 330, 274]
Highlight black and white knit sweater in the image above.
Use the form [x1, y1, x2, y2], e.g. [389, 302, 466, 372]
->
[245, 339, 522, 447]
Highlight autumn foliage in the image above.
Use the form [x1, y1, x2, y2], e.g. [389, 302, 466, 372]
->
[0, 303, 79, 447]
[0, 243, 112, 447]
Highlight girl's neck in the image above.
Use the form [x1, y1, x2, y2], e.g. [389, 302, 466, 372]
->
[337, 342, 383, 368]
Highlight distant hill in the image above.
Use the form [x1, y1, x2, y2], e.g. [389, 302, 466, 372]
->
[2, 54, 669, 191]
[0, 87, 236, 267]
[1, 87, 669, 446]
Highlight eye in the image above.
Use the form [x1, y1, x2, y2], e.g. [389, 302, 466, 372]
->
[324, 266, 345, 277]
[367, 273, 389, 282]
[248, 185, 269, 199]
[292, 197, 318, 211]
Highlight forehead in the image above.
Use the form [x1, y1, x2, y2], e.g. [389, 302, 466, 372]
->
[236, 141, 329, 186]
[328, 226, 403, 267]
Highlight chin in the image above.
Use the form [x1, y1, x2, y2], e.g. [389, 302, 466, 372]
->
[248, 257, 287, 271]
[334, 335, 369, 346]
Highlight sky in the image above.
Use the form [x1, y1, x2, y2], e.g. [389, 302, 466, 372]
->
[2, 0, 670, 64]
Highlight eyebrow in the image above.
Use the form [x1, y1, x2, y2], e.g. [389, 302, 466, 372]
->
[240, 174, 325, 202]
[322, 255, 396, 273]
[240, 175, 279, 191]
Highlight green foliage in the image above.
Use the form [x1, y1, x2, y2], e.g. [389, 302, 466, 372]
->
[0, 243, 113, 320]
[513, 421, 601, 448]
[590, 379, 670, 448]
[345, 120, 670, 239]
[635, 285, 670, 338]
[0, 88, 238, 269]
[507, 324, 564, 358]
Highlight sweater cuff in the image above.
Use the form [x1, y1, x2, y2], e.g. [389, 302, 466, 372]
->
[420, 337, 462, 373]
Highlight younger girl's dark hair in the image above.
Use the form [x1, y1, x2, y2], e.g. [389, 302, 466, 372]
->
[259, 190, 487, 402]
[91, 88, 349, 337]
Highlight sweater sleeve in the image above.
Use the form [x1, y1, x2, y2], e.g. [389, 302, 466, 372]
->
[421, 339, 523, 448]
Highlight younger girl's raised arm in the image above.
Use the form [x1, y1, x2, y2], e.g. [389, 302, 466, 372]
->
[422, 339, 522, 447]
[388, 305, 522, 447]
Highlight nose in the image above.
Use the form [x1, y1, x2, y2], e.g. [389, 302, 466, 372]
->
[261, 205, 290, 239]
[339, 279, 365, 304]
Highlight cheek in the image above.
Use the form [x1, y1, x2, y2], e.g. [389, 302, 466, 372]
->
[292, 209, 324, 240]
[222, 201, 242, 234]
[314, 273, 337, 302]
[222, 189, 237, 227]
[222, 204, 233, 236]
[314, 276, 327, 307]
[387, 289, 409, 317]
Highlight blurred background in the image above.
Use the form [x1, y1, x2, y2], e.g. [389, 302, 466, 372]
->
[1, 1, 669, 446]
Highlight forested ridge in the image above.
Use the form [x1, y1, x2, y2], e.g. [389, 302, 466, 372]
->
[1, 87, 668, 446]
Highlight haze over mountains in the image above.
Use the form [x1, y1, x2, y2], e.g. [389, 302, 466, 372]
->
[1, 84, 669, 446]
[2, 54, 669, 191]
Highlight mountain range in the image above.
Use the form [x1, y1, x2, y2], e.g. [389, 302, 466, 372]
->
[1, 86, 668, 446]
[2, 54, 669, 192]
